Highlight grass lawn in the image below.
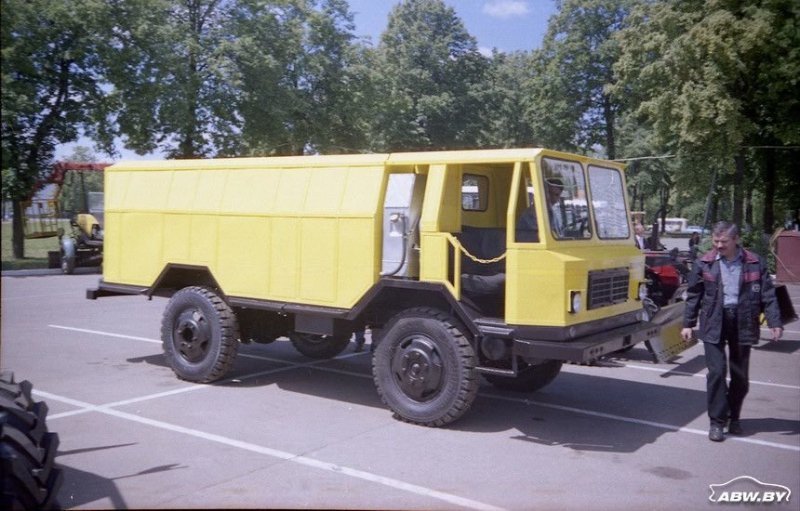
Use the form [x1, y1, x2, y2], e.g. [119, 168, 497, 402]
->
[1, 220, 66, 271]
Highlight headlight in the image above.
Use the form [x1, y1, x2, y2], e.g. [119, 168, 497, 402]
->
[638, 283, 648, 301]
[569, 290, 581, 313]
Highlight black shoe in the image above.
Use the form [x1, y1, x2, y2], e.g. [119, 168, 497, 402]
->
[728, 420, 743, 436]
[709, 424, 725, 442]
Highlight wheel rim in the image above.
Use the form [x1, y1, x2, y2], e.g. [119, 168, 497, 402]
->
[391, 335, 443, 401]
[174, 308, 211, 363]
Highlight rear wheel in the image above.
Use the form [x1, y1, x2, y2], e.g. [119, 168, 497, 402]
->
[161, 286, 239, 383]
[1, 372, 62, 510]
[484, 359, 562, 392]
[289, 333, 350, 359]
[373, 307, 478, 427]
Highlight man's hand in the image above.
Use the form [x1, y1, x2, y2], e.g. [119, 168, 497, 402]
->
[771, 327, 783, 341]
[681, 327, 694, 342]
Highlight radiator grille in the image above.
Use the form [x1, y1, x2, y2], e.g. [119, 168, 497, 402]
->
[587, 268, 629, 309]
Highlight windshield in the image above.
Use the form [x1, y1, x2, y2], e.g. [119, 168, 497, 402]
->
[588, 165, 629, 239]
[541, 158, 592, 240]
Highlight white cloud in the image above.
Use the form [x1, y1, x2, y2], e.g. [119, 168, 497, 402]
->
[478, 46, 494, 58]
[482, 1, 530, 19]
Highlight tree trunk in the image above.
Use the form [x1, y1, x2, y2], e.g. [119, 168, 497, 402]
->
[603, 95, 615, 160]
[12, 200, 25, 259]
[762, 148, 776, 233]
[732, 152, 745, 226]
[702, 169, 718, 231]
[745, 186, 753, 229]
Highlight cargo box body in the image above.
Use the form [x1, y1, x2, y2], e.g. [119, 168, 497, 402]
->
[103, 154, 388, 309]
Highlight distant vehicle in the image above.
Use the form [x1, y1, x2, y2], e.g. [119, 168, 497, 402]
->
[685, 225, 707, 234]
[663, 217, 688, 233]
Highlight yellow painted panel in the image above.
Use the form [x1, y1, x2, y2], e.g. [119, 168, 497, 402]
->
[193, 171, 227, 212]
[269, 218, 299, 299]
[337, 217, 376, 307]
[119, 213, 163, 286]
[305, 167, 347, 214]
[341, 167, 385, 215]
[189, 215, 218, 265]
[220, 170, 280, 214]
[104, 173, 130, 211]
[275, 170, 310, 214]
[102, 212, 121, 282]
[162, 214, 191, 262]
[300, 218, 338, 303]
[421, 165, 446, 232]
[506, 246, 644, 326]
[217, 216, 270, 297]
[166, 171, 197, 212]
[122, 172, 171, 210]
[419, 233, 448, 283]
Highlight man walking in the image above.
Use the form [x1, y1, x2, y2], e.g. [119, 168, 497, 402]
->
[681, 221, 783, 442]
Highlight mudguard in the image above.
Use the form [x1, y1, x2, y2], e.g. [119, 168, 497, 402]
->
[644, 301, 695, 363]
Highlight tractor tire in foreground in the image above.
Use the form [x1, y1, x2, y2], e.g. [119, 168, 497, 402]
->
[373, 307, 479, 427]
[1, 372, 62, 510]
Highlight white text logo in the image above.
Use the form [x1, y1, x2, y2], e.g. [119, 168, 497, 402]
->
[709, 476, 791, 504]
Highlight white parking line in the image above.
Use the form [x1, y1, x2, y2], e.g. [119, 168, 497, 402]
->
[616, 363, 800, 390]
[485, 393, 800, 452]
[49, 325, 161, 344]
[36, 389, 505, 511]
[47, 324, 800, 454]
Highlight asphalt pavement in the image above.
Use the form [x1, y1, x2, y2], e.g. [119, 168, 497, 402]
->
[1, 273, 798, 510]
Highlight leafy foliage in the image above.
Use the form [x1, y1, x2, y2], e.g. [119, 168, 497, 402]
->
[369, 0, 489, 151]
[3, 0, 799, 261]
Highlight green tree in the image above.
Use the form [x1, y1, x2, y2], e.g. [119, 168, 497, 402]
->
[480, 51, 536, 148]
[228, 0, 368, 155]
[1, 0, 114, 258]
[528, 0, 637, 158]
[370, 0, 488, 151]
[105, 0, 238, 158]
[613, 0, 800, 230]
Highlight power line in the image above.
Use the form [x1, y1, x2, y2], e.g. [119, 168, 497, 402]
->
[614, 145, 800, 163]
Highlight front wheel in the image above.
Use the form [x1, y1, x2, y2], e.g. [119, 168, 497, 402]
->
[484, 359, 562, 392]
[161, 286, 239, 383]
[373, 307, 478, 427]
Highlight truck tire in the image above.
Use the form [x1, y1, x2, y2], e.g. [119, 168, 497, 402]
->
[289, 333, 350, 359]
[484, 360, 562, 392]
[373, 307, 479, 427]
[1, 372, 62, 510]
[161, 286, 239, 383]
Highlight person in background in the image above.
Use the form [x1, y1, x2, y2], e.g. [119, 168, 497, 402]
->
[688, 231, 701, 260]
[545, 178, 565, 237]
[634, 223, 649, 250]
[353, 328, 366, 352]
[681, 221, 783, 442]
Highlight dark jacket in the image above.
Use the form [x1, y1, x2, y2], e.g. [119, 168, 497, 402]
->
[683, 248, 782, 345]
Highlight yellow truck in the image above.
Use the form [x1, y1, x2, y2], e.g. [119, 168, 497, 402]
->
[88, 148, 689, 426]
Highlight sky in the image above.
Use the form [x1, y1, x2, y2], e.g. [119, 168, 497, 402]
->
[347, 0, 557, 55]
[56, 0, 557, 162]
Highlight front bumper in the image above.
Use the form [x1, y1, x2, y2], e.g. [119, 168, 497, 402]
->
[511, 302, 691, 364]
